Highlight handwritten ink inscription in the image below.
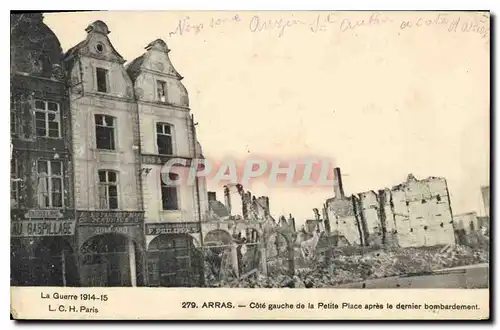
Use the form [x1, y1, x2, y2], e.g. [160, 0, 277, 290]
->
[399, 13, 489, 39]
[169, 15, 241, 37]
[167, 12, 489, 41]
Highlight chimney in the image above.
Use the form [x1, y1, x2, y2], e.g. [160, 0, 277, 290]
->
[208, 191, 217, 202]
[257, 196, 270, 217]
[323, 204, 331, 234]
[242, 191, 251, 219]
[481, 186, 490, 217]
[279, 216, 288, 227]
[333, 167, 345, 199]
[288, 214, 296, 232]
[224, 185, 232, 216]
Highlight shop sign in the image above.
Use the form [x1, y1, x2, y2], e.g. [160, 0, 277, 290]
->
[91, 226, 130, 235]
[24, 209, 63, 219]
[11, 220, 76, 237]
[146, 222, 201, 235]
[77, 225, 143, 245]
[141, 154, 192, 166]
[77, 211, 144, 225]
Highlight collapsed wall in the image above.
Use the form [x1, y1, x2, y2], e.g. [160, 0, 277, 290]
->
[325, 169, 456, 248]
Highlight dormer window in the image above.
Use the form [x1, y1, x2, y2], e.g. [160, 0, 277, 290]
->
[96, 68, 108, 93]
[157, 80, 167, 103]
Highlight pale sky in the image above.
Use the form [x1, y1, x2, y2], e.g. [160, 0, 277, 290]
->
[44, 11, 490, 224]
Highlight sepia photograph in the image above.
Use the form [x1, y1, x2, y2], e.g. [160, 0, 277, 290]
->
[9, 9, 490, 320]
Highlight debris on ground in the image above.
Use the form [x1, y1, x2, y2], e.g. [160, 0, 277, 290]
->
[216, 244, 489, 288]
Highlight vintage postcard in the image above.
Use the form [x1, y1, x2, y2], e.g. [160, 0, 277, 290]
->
[10, 10, 490, 320]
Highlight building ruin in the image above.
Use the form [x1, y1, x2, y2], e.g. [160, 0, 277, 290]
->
[325, 167, 456, 248]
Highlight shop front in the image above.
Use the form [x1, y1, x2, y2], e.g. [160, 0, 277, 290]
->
[11, 209, 78, 286]
[76, 211, 146, 287]
[145, 222, 203, 287]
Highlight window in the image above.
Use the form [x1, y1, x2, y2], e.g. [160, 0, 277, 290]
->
[11, 97, 17, 136]
[96, 68, 108, 93]
[95, 43, 105, 53]
[157, 80, 167, 102]
[161, 173, 179, 210]
[37, 160, 63, 208]
[34, 100, 60, 138]
[156, 123, 173, 155]
[11, 159, 19, 207]
[11, 112, 16, 135]
[95, 115, 116, 150]
[98, 170, 118, 209]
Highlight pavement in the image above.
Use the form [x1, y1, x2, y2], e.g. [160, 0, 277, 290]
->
[335, 263, 489, 289]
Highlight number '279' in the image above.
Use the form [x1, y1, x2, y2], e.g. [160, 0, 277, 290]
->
[181, 301, 198, 308]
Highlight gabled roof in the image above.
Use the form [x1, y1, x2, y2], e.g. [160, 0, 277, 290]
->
[125, 54, 145, 82]
[126, 39, 183, 83]
[64, 20, 126, 70]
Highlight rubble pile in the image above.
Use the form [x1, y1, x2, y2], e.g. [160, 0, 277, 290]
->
[218, 244, 489, 288]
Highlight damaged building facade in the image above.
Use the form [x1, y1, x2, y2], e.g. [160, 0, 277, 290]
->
[64, 20, 147, 287]
[63, 20, 210, 287]
[203, 184, 292, 283]
[10, 16, 293, 287]
[325, 168, 456, 248]
[453, 186, 490, 245]
[126, 38, 209, 287]
[10, 14, 78, 286]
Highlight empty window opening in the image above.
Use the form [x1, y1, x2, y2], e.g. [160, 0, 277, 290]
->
[157, 80, 167, 102]
[161, 172, 179, 210]
[96, 68, 108, 93]
[156, 123, 173, 155]
[95, 115, 116, 150]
